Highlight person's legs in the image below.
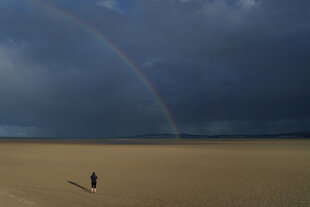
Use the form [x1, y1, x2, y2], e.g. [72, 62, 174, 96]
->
[91, 182, 94, 193]
[94, 182, 97, 193]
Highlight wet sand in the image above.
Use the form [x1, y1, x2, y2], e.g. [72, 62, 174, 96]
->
[0, 139, 310, 207]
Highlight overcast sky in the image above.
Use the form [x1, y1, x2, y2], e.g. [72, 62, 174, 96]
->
[0, 0, 309, 137]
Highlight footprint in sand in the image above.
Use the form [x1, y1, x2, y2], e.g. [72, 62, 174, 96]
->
[0, 188, 37, 207]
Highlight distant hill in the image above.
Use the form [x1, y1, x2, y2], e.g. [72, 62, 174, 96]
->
[1, 133, 309, 140]
[128, 133, 310, 139]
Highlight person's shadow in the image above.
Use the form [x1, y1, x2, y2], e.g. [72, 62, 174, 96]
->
[67, 180, 90, 193]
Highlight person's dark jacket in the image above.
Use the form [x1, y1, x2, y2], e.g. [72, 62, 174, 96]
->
[91, 173, 97, 183]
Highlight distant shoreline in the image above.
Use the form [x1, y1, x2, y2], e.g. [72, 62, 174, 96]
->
[0, 137, 309, 145]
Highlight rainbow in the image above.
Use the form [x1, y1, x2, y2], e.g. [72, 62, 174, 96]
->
[25, 0, 181, 137]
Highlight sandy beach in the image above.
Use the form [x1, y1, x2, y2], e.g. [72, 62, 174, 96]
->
[0, 139, 310, 207]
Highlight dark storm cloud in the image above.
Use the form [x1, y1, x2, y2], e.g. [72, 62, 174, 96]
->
[0, 0, 309, 137]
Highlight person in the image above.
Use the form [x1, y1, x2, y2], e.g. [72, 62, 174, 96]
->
[90, 172, 97, 193]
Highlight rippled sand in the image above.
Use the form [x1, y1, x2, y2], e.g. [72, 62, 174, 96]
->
[0, 139, 310, 207]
